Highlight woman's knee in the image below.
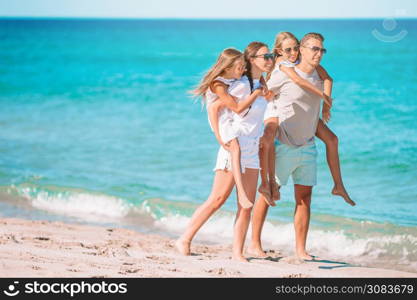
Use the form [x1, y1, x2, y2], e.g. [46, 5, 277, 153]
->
[241, 206, 253, 214]
[208, 194, 228, 210]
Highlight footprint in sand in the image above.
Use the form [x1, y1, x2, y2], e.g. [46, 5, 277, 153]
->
[124, 268, 141, 273]
[67, 268, 80, 272]
[98, 247, 130, 257]
[206, 268, 241, 276]
[145, 255, 173, 264]
[283, 273, 309, 278]
[168, 268, 180, 272]
[281, 256, 304, 265]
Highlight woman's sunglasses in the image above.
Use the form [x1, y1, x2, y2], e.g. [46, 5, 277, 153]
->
[252, 53, 276, 60]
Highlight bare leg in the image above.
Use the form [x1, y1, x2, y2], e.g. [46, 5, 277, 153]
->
[247, 193, 270, 258]
[258, 118, 278, 206]
[268, 136, 280, 201]
[229, 139, 253, 209]
[175, 170, 235, 255]
[316, 120, 356, 206]
[294, 184, 313, 260]
[232, 168, 259, 262]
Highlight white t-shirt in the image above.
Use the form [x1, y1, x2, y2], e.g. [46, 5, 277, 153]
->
[267, 65, 324, 147]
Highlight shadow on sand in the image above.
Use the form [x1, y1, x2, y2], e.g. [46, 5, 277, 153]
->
[306, 257, 358, 270]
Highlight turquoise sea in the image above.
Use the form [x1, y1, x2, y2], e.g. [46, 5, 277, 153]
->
[1, 18, 416, 272]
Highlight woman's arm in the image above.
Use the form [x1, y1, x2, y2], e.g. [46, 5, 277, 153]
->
[259, 76, 275, 101]
[211, 81, 262, 114]
[280, 65, 331, 107]
[208, 100, 225, 146]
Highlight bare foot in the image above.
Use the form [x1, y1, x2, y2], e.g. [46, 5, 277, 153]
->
[231, 254, 249, 262]
[296, 251, 313, 261]
[238, 194, 253, 209]
[270, 181, 280, 201]
[246, 246, 268, 258]
[175, 238, 191, 256]
[258, 184, 275, 206]
[332, 185, 356, 206]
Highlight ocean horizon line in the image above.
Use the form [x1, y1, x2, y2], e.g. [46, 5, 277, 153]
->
[1, 16, 416, 21]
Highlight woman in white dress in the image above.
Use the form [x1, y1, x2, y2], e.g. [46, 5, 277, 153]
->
[176, 42, 274, 262]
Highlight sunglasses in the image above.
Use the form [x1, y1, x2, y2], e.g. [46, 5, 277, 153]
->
[252, 53, 276, 60]
[303, 46, 327, 54]
[283, 46, 300, 54]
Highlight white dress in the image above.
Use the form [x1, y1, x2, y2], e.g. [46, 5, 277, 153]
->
[205, 77, 243, 144]
[212, 76, 267, 173]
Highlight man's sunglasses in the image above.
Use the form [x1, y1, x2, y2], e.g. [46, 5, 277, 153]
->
[302, 46, 327, 54]
[252, 53, 276, 60]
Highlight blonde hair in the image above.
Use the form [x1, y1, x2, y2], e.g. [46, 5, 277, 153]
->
[190, 48, 243, 101]
[300, 32, 324, 46]
[273, 32, 299, 57]
[267, 32, 299, 80]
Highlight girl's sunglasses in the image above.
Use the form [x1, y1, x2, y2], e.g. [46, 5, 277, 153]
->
[252, 53, 276, 60]
[283, 46, 300, 54]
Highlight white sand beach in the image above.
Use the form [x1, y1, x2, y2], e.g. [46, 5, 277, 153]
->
[0, 217, 416, 278]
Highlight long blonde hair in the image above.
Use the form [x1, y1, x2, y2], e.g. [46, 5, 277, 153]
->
[190, 48, 243, 101]
[267, 32, 299, 80]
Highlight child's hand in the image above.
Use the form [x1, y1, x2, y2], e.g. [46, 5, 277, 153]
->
[264, 90, 276, 101]
[221, 141, 231, 151]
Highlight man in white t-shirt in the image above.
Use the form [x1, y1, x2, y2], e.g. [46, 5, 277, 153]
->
[250, 33, 327, 260]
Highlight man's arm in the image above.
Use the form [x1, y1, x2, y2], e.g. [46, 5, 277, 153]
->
[280, 65, 331, 107]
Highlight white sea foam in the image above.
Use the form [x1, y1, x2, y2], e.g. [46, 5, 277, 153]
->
[6, 186, 417, 272]
[153, 211, 417, 271]
[15, 186, 132, 222]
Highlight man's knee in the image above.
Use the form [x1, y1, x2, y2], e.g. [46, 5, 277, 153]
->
[295, 186, 312, 206]
[296, 197, 311, 207]
[295, 193, 311, 206]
